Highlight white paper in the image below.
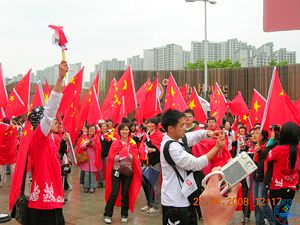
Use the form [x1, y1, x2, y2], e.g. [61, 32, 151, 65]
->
[181, 172, 197, 198]
[67, 133, 77, 164]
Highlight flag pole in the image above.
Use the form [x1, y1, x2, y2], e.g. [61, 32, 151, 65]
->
[62, 50, 67, 79]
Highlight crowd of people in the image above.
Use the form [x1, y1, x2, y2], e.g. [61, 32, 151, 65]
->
[0, 60, 300, 225]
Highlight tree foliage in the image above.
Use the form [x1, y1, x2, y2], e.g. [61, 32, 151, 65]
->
[99, 79, 106, 91]
[184, 58, 242, 70]
[268, 58, 288, 66]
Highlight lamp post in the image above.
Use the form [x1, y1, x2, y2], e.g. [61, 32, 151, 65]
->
[186, 0, 216, 100]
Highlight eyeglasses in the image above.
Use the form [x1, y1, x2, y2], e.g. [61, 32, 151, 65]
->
[185, 115, 193, 118]
[175, 124, 186, 129]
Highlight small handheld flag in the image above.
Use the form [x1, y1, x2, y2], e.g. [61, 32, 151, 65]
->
[48, 25, 68, 78]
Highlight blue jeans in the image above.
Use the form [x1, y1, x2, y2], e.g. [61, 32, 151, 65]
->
[253, 180, 276, 225]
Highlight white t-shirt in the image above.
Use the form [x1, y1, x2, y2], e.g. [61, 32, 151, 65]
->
[160, 130, 211, 207]
[225, 130, 235, 151]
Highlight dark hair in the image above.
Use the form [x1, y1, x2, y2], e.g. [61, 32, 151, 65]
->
[239, 126, 247, 132]
[207, 117, 216, 123]
[131, 118, 137, 122]
[129, 122, 136, 131]
[12, 118, 18, 122]
[225, 121, 232, 136]
[148, 117, 159, 127]
[254, 123, 261, 127]
[114, 123, 118, 128]
[100, 123, 108, 128]
[83, 124, 90, 130]
[261, 130, 269, 144]
[88, 124, 97, 138]
[122, 117, 130, 124]
[183, 109, 195, 117]
[161, 109, 185, 132]
[17, 116, 22, 119]
[237, 122, 244, 126]
[193, 120, 199, 125]
[279, 122, 300, 170]
[106, 119, 113, 124]
[118, 123, 130, 137]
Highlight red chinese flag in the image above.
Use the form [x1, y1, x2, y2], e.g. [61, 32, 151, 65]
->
[261, 67, 300, 131]
[295, 98, 300, 116]
[109, 78, 117, 92]
[101, 66, 137, 120]
[135, 77, 161, 124]
[180, 84, 188, 105]
[5, 69, 31, 118]
[58, 67, 83, 112]
[210, 83, 227, 113]
[44, 77, 51, 104]
[63, 91, 81, 144]
[136, 79, 151, 105]
[163, 73, 187, 112]
[87, 85, 103, 125]
[188, 87, 207, 123]
[210, 83, 228, 127]
[9, 82, 44, 210]
[77, 72, 100, 131]
[0, 63, 8, 111]
[249, 89, 267, 127]
[226, 91, 249, 117]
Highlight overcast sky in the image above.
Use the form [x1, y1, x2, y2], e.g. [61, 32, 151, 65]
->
[0, 0, 299, 81]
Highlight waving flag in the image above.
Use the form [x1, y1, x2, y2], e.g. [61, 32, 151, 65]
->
[9, 81, 45, 210]
[163, 73, 187, 112]
[44, 76, 51, 103]
[249, 89, 266, 126]
[210, 83, 228, 126]
[136, 79, 151, 105]
[188, 87, 207, 123]
[87, 85, 103, 125]
[180, 84, 188, 105]
[5, 69, 31, 118]
[101, 66, 137, 121]
[78, 71, 100, 132]
[226, 91, 249, 117]
[261, 67, 300, 131]
[109, 78, 117, 92]
[58, 68, 83, 112]
[0, 63, 8, 116]
[48, 25, 68, 51]
[135, 77, 161, 124]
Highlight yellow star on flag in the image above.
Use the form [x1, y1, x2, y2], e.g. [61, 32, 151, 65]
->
[255, 117, 258, 121]
[172, 103, 175, 107]
[171, 86, 175, 97]
[189, 100, 196, 110]
[165, 99, 167, 103]
[4, 132, 7, 136]
[24, 130, 27, 136]
[44, 94, 49, 103]
[9, 96, 14, 102]
[114, 94, 117, 98]
[243, 114, 248, 121]
[10, 131, 12, 134]
[122, 80, 128, 90]
[88, 98, 91, 103]
[148, 84, 153, 91]
[212, 112, 218, 116]
[115, 87, 118, 91]
[89, 91, 92, 95]
[217, 90, 220, 96]
[30, 126, 33, 131]
[279, 91, 284, 96]
[129, 138, 136, 145]
[70, 77, 77, 85]
[254, 101, 261, 112]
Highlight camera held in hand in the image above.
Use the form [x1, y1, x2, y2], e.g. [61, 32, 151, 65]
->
[244, 133, 252, 140]
[269, 124, 280, 132]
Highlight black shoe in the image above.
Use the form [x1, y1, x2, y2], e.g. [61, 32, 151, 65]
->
[97, 184, 103, 188]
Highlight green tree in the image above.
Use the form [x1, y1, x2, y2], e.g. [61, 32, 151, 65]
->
[268, 58, 288, 66]
[184, 58, 241, 69]
[99, 79, 106, 91]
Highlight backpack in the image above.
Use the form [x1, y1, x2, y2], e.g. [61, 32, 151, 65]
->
[163, 135, 205, 207]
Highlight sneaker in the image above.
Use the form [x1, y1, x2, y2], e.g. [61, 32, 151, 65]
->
[121, 217, 128, 223]
[147, 208, 159, 214]
[104, 217, 112, 224]
[84, 189, 88, 193]
[89, 189, 95, 193]
[141, 205, 149, 211]
[241, 217, 249, 223]
[97, 184, 103, 188]
[264, 218, 269, 224]
[65, 186, 72, 191]
[80, 184, 84, 188]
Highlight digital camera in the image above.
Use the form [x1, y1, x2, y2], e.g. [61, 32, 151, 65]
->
[220, 151, 257, 195]
[269, 124, 280, 132]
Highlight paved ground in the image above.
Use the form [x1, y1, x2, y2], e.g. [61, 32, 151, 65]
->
[1, 166, 300, 225]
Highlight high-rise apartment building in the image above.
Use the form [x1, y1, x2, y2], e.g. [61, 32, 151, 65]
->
[127, 55, 143, 70]
[67, 63, 82, 84]
[274, 48, 296, 64]
[91, 58, 125, 82]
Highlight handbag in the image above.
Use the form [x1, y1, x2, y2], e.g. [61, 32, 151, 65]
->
[75, 150, 89, 163]
[11, 152, 29, 225]
[118, 164, 133, 177]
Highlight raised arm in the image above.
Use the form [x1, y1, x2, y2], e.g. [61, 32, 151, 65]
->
[40, 61, 69, 137]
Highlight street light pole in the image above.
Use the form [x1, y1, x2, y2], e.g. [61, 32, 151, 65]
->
[185, 0, 216, 100]
[204, 0, 208, 100]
